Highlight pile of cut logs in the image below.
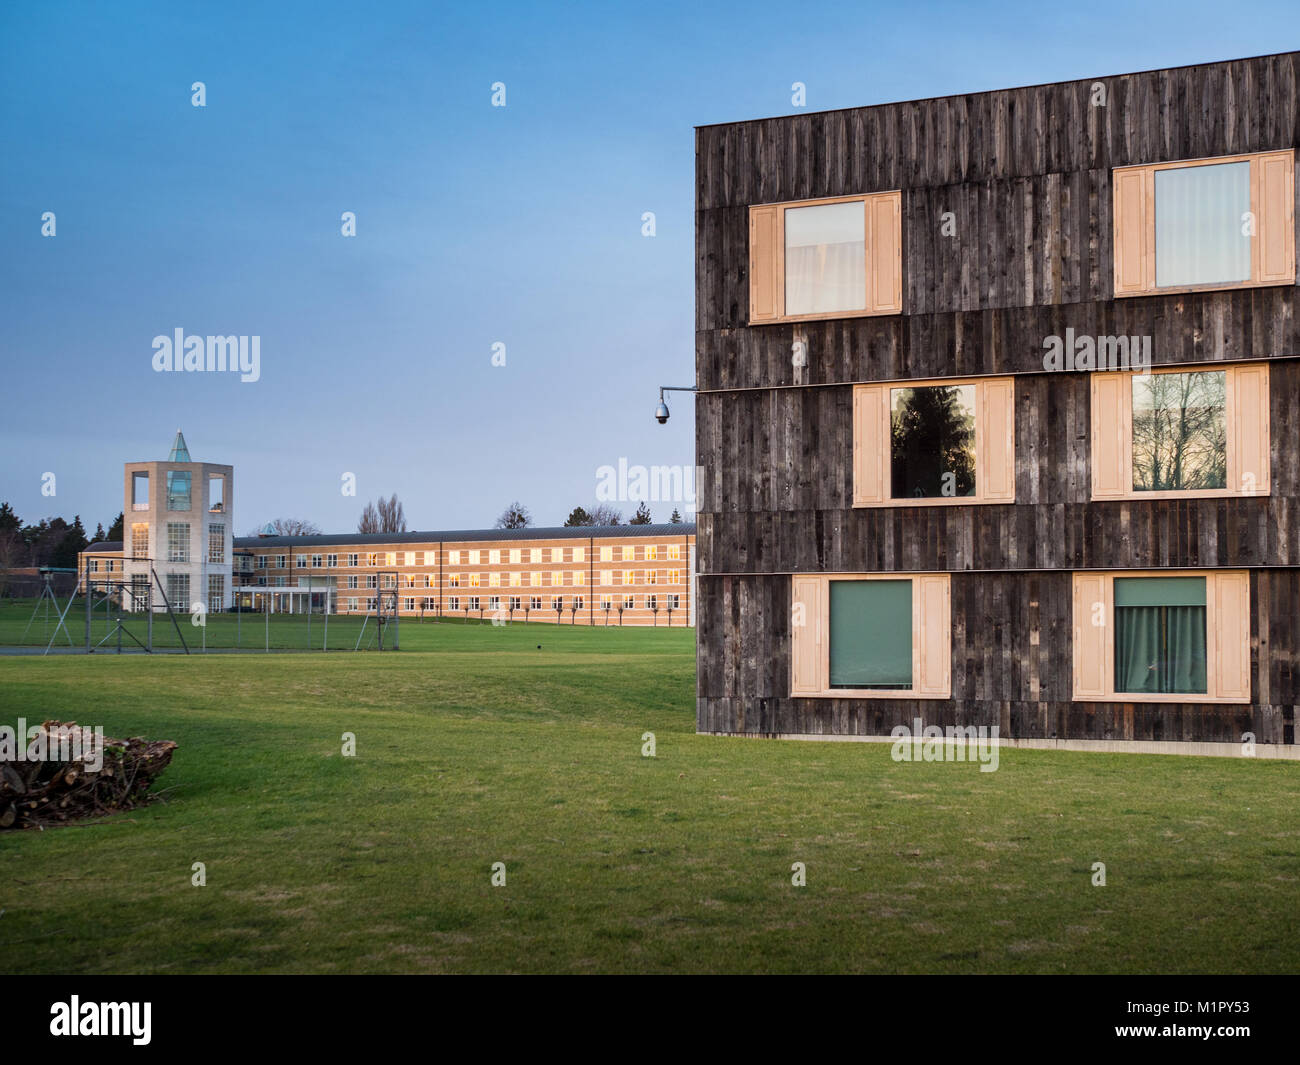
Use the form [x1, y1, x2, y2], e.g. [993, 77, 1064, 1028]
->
[0, 720, 177, 830]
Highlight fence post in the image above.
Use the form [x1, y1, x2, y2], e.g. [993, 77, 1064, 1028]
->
[84, 556, 91, 652]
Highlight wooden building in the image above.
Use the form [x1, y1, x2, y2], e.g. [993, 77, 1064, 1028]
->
[694, 53, 1300, 751]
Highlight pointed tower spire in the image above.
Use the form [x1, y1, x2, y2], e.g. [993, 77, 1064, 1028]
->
[168, 429, 191, 462]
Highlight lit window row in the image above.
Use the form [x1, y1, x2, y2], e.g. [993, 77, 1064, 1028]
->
[254, 543, 686, 568]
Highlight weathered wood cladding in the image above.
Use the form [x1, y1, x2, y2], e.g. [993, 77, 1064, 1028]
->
[695, 54, 1300, 743]
[696, 54, 1300, 212]
[697, 571, 1296, 743]
[694, 362, 1300, 572]
[697, 227, 1299, 382]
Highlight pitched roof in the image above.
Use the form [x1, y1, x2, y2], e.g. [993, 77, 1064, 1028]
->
[233, 523, 695, 550]
[168, 430, 190, 462]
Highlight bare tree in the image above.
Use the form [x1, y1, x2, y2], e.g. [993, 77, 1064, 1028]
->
[357, 501, 380, 534]
[360, 495, 407, 534]
[586, 503, 623, 526]
[377, 494, 407, 533]
[1132, 372, 1227, 492]
[251, 517, 322, 536]
[495, 501, 531, 529]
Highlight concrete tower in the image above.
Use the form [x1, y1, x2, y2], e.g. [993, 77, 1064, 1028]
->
[122, 432, 234, 612]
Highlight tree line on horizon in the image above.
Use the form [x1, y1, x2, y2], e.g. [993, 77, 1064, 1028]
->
[0, 491, 688, 570]
[0, 501, 115, 571]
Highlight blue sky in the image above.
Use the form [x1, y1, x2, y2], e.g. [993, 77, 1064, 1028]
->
[1, 0, 1295, 535]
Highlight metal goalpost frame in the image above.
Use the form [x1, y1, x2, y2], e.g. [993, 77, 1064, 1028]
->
[149, 567, 190, 654]
[22, 570, 76, 650]
[373, 571, 399, 651]
[87, 576, 152, 654]
[75, 555, 163, 655]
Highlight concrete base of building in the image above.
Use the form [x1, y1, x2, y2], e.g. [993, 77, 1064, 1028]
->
[697, 731, 1300, 760]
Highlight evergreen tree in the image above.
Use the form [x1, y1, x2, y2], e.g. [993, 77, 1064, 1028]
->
[629, 502, 652, 524]
[890, 386, 976, 498]
[50, 516, 88, 568]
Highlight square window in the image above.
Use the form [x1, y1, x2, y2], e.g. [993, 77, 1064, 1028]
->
[1131, 371, 1226, 492]
[1113, 150, 1295, 296]
[890, 384, 977, 499]
[829, 580, 913, 690]
[1073, 571, 1249, 703]
[1092, 364, 1267, 500]
[855, 377, 1014, 506]
[750, 192, 901, 324]
[1113, 577, 1208, 695]
[785, 201, 866, 316]
[791, 574, 950, 698]
[1155, 162, 1251, 288]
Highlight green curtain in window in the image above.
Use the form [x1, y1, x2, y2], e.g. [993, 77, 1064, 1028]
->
[1113, 577, 1208, 694]
[829, 580, 912, 689]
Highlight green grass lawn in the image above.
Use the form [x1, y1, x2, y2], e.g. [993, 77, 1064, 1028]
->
[1, 621, 1298, 974]
[0, 598, 649, 652]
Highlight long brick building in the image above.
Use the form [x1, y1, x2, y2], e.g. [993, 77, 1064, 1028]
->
[80, 434, 696, 627]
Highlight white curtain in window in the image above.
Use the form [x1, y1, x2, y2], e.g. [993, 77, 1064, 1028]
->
[1155, 162, 1251, 287]
[785, 202, 866, 315]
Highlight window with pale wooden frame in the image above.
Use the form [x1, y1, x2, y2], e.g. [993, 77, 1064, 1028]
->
[1072, 571, 1250, 703]
[1113, 151, 1295, 297]
[853, 377, 1015, 506]
[1090, 363, 1269, 500]
[790, 573, 950, 698]
[749, 192, 902, 323]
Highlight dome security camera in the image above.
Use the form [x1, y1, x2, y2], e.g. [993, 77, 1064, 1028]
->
[655, 401, 670, 424]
